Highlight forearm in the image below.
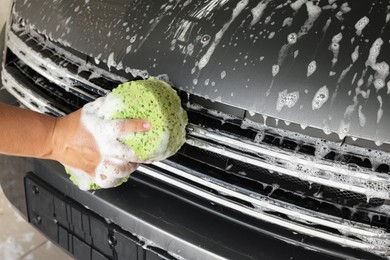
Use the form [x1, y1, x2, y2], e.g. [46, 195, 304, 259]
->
[0, 99, 150, 189]
[0, 103, 57, 159]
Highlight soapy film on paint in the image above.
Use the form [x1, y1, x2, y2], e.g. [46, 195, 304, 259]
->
[13, 0, 390, 144]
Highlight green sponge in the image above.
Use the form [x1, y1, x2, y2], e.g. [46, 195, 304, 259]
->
[112, 78, 188, 161]
[67, 78, 188, 190]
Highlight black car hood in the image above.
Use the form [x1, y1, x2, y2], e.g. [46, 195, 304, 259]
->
[13, 0, 390, 144]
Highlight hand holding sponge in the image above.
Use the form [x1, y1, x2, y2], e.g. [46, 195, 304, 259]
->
[65, 78, 188, 190]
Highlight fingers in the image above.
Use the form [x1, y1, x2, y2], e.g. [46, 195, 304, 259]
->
[94, 174, 122, 189]
[93, 159, 139, 188]
[100, 119, 150, 141]
[100, 140, 142, 162]
[68, 158, 139, 190]
[96, 159, 138, 178]
[117, 119, 151, 135]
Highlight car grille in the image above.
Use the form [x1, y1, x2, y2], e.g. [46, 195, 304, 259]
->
[3, 19, 390, 259]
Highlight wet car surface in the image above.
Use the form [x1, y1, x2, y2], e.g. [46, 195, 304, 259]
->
[1, 0, 390, 259]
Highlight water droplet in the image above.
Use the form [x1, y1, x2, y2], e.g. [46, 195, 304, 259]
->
[221, 70, 226, 79]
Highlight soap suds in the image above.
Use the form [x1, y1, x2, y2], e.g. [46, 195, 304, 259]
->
[365, 38, 389, 92]
[312, 85, 329, 110]
[276, 90, 300, 112]
[330, 33, 342, 67]
[69, 94, 138, 189]
[358, 105, 366, 127]
[250, 0, 270, 26]
[355, 16, 369, 36]
[377, 95, 383, 124]
[351, 46, 359, 63]
[272, 64, 280, 77]
[198, 0, 248, 70]
[287, 33, 297, 44]
[307, 60, 317, 77]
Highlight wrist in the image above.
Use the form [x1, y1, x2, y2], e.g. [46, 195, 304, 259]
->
[46, 116, 63, 161]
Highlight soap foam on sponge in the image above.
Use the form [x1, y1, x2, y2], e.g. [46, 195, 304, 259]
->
[67, 78, 188, 190]
[112, 78, 188, 161]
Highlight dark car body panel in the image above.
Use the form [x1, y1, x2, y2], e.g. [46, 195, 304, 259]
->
[2, 0, 390, 259]
[13, 0, 390, 144]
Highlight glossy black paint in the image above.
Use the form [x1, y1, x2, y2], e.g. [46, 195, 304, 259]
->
[13, 0, 390, 144]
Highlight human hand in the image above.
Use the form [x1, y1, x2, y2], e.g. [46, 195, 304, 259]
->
[51, 97, 151, 189]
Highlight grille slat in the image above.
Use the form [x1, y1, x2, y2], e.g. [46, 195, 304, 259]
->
[2, 66, 65, 116]
[12, 59, 84, 111]
[138, 164, 390, 254]
[187, 124, 390, 200]
[8, 31, 103, 101]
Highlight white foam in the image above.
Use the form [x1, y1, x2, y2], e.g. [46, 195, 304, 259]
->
[322, 124, 332, 135]
[387, 81, 390, 94]
[294, 50, 299, 58]
[130, 34, 137, 43]
[377, 95, 383, 124]
[307, 60, 316, 77]
[338, 120, 350, 139]
[330, 33, 342, 67]
[220, 70, 226, 79]
[332, 33, 342, 42]
[287, 33, 297, 44]
[107, 52, 117, 70]
[364, 39, 388, 93]
[355, 16, 369, 36]
[351, 45, 359, 63]
[374, 79, 385, 91]
[126, 45, 132, 54]
[70, 94, 145, 189]
[198, 0, 248, 70]
[283, 17, 293, 27]
[358, 105, 366, 127]
[276, 90, 300, 112]
[290, 0, 307, 12]
[150, 131, 171, 161]
[374, 62, 390, 79]
[272, 64, 280, 77]
[372, 62, 389, 91]
[340, 2, 351, 13]
[366, 38, 383, 68]
[312, 85, 329, 110]
[250, 0, 270, 26]
[297, 2, 321, 38]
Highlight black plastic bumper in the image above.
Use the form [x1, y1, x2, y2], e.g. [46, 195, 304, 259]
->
[0, 151, 384, 260]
